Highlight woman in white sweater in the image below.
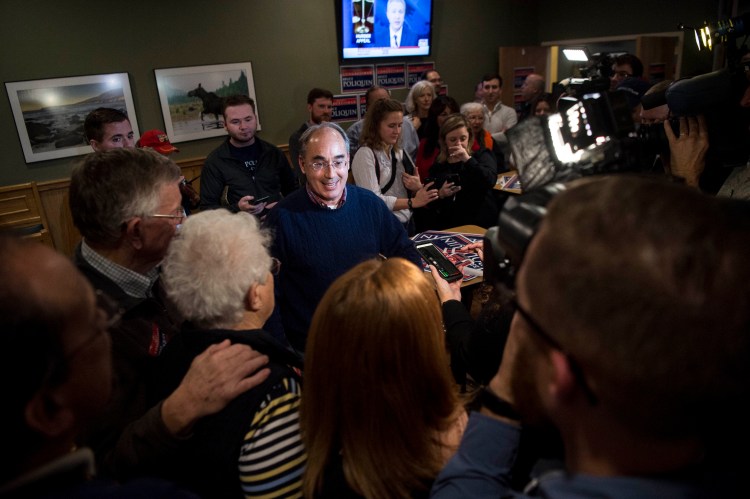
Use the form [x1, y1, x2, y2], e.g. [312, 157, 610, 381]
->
[351, 98, 440, 234]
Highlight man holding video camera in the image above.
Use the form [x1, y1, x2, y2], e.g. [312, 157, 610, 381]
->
[431, 175, 748, 498]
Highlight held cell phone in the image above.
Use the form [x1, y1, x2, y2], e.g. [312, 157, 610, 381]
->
[446, 173, 461, 186]
[423, 177, 437, 186]
[251, 195, 270, 204]
[415, 243, 463, 283]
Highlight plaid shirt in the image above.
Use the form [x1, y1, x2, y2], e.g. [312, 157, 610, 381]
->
[305, 184, 347, 209]
[81, 240, 159, 299]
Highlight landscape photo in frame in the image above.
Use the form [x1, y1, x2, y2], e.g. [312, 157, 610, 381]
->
[5, 72, 139, 163]
[154, 62, 259, 144]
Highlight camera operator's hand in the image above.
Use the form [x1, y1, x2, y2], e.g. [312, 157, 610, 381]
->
[664, 115, 708, 188]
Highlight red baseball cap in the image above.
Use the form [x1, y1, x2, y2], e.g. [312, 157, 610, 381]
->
[137, 129, 178, 154]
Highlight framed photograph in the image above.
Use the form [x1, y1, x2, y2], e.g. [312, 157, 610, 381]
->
[154, 62, 259, 144]
[5, 73, 138, 163]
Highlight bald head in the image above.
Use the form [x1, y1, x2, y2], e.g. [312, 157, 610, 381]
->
[520, 74, 545, 101]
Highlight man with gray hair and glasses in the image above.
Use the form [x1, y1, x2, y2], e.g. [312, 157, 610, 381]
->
[264, 122, 421, 353]
[69, 148, 270, 478]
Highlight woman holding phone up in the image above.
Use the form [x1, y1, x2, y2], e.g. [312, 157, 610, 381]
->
[427, 114, 497, 230]
[352, 98, 438, 235]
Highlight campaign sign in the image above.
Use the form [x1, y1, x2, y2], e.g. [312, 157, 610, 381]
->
[358, 94, 368, 118]
[340, 65, 375, 94]
[376, 64, 406, 89]
[331, 94, 359, 123]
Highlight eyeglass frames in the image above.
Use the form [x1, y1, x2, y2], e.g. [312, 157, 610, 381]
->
[506, 292, 598, 405]
[309, 159, 348, 171]
[149, 208, 187, 223]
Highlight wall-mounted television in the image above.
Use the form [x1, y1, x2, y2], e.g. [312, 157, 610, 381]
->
[340, 0, 433, 60]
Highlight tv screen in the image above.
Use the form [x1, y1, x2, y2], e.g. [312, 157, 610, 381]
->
[341, 0, 433, 60]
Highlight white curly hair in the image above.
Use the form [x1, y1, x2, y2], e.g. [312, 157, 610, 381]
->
[162, 210, 272, 329]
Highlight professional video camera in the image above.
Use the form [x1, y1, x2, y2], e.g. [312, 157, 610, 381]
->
[485, 12, 750, 290]
[639, 13, 750, 171]
[504, 89, 643, 192]
[557, 52, 616, 97]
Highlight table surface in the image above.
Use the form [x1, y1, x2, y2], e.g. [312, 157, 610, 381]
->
[440, 225, 487, 287]
[446, 225, 486, 236]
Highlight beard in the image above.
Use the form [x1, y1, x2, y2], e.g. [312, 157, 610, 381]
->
[510, 337, 550, 429]
[510, 338, 565, 462]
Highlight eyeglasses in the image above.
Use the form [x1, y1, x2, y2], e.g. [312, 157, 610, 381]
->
[149, 208, 187, 223]
[506, 291, 598, 405]
[270, 257, 281, 276]
[309, 159, 348, 172]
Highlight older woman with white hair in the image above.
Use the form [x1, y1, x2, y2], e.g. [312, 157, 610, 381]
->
[405, 80, 436, 139]
[460, 101, 505, 172]
[156, 209, 305, 498]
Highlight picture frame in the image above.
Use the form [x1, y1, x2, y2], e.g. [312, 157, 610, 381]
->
[154, 62, 259, 144]
[5, 73, 138, 164]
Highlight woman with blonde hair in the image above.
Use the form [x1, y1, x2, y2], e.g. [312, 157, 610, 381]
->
[405, 80, 437, 139]
[302, 257, 467, 499]
[427, 114, 497, 229]
[352, 98, 438, 234]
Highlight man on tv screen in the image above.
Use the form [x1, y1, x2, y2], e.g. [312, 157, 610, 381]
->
[376, 0, 420, 48]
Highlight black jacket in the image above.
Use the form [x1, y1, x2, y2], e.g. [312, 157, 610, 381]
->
[152, 326, 303, 498]
[200, 137, 296, 211]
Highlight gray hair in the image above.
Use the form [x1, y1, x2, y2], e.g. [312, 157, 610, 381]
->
[460, 102, 483, 115]
[69, 148, 181, 246]
[162, 210, 272, 329]
[299, 121, 350, 159]
[405, 80, 436, 114]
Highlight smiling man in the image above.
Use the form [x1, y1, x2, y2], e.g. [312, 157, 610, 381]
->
[201, 94, 295, 214]
[264, 122, 421, 353]
[378, 0, 419, 48]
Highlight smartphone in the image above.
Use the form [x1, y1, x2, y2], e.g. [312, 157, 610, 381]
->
[423, 177, 437, 186]
[415, 243, 463, 283]
[446, 173, 461, 187]
[251, 195, 270, 204]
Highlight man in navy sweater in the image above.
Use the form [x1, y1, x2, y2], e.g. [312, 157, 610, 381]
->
[264, 122, 421, 353]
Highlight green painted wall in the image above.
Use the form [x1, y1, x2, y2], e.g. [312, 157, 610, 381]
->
[0, 0, 730, 185]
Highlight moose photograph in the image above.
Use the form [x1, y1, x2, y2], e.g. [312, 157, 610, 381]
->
[154, 62, 258, 143]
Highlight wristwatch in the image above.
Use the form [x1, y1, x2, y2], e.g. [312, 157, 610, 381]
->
[477, 387, 521, 421]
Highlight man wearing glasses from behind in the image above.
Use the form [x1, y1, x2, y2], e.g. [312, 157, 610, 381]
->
[431, 176, 748, 497]
[69, 148, 270, 479]
[264, 122, 421, 354]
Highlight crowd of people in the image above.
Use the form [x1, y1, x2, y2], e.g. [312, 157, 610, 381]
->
[2, 50, 750, 499]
